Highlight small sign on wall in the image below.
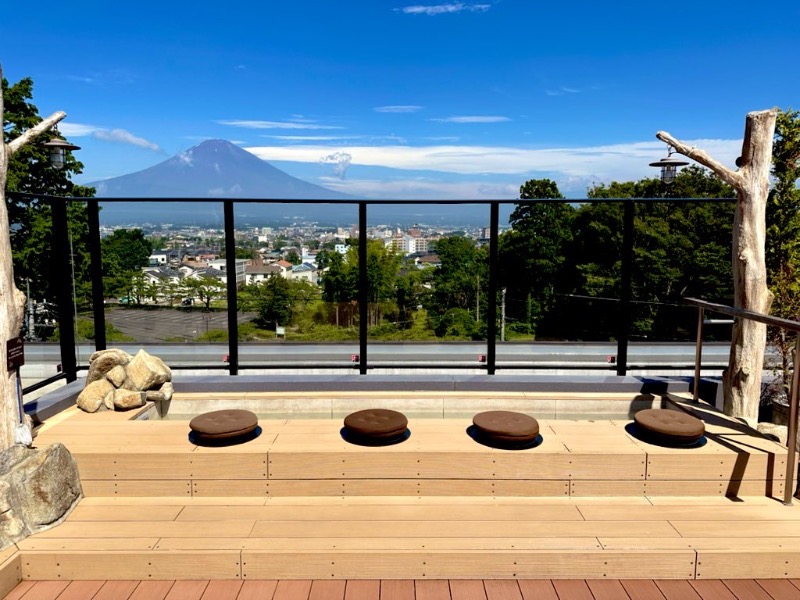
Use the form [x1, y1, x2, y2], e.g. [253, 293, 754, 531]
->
[7, 337, 24, 371]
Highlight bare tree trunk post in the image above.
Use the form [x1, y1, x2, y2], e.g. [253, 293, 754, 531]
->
[0, 64, 67, 450]
[658, 108, 778, 424]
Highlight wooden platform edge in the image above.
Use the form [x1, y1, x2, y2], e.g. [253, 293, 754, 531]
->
[0, 549, 21, 598]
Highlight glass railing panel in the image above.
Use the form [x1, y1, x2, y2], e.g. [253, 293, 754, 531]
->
[364, 202, 493, 372]
[235, 200, 360, 372]
[96, 199, 229, 370]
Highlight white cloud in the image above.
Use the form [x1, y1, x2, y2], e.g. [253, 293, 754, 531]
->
[218, 120, 343, 130]
[373, 105, 423, 113]
[318, 176, 519, 200]
[55, 122, 160, 151]
[320, 152, 353, 179]
[245, 139, 743, 184]
[93, 128, 161, 151]
[431, 116, 511, 123]
[397, 3, 491, 15]
[263, 135, 358, 141]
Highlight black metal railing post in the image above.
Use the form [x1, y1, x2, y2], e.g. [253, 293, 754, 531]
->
[50, 198, 78, 382]
[486, 202, 499, 375]
[87, 199, 107, 351]
[223, 200, 239, 375]
[617, 200, 634, 376]
[358, 203, 368, 374]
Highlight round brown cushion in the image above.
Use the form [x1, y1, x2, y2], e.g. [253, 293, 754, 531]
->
[472, 410, 539, 445]
[190, 409, 259, 441]
[634, 408, 705, 444]
[343, 409, 408, 440]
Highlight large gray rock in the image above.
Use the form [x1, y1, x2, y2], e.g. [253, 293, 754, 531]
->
[0, 443, 82, 549]
[85, 348, 132, 385]
[76, 378, 115, 413]
[125, 349, 171, 391]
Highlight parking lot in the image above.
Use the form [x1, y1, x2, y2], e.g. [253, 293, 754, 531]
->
[104, 308, 256, 342]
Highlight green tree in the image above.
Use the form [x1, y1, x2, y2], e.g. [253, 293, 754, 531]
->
[766, 108, 800, 388]
[182, 276, 226, 311]
[254, 275, 293, 329]
[427, 237, 488, 336]
[499, 179, 574, 335]
[3, 76, 94, 308]
[101, 229, 153, 297]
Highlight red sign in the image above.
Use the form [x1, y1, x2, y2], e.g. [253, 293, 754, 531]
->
[7, 337, 24, 370]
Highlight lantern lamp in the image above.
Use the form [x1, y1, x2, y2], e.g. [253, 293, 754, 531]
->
[649, 145, 689, 183]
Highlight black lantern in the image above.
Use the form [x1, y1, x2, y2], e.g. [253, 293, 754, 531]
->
[649, 145, 689, 183]
[41, 129, 80, 170]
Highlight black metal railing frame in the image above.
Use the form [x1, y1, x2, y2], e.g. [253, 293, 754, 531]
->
[9, 193, 734, 385]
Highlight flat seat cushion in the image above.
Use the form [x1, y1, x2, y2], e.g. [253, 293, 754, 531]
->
[343, 409, 408, 440]
[634, 408, 705, 443]
[472, 410, 539, 443]
[190, 409, 259, 440]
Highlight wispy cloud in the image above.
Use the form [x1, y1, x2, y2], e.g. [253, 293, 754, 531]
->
[545, 86, 582, 96]
[396, 3, 491, 15]
[57, 123, 161, 151]
[93, 129, 160, 151]
[373, 105, 423, 113]
[218, 119, 343, 130]
[263, 135, 358, 141]
[430, 116, 511, 123]
[65, 69, 136, 86]
[245, 138, 742, 184]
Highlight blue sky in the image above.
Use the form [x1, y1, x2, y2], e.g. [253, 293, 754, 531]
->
[3, 1, 799, 199]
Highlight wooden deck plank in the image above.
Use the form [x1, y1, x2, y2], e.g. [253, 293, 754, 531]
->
[671, 521, 800, 538]
[199, 580, 243, 600]
[153, 536, 602, 551]
[93, 580, 141, 600]
[239, 550, 696, 579]
[1, 580, 33, 600]
[175, 504, 584, 522]
[18, 538, 160, 551]
[21, 551, 242, 580]
[346, 579, 381, 600]
[719, 580, 774, 600]
[517, 580, 557, 600]
[550, 580, 593, 600]
[414, 580, 451, 600]
[688, 580, 738, 600]
[619, 580, 666, 600]
[577, 504, 800, 521]
[449, 580, 487, 600]
[67, 504, 184, 521]
[310, 579, 347, 600]
[9, 581, 70, 600]
[584, 579, 631, 600]
[655, 580, 703, 600]
[696, 551, 800, 579]
[31, 520, 257, 538]
[237, 580, 279, 600]
[164, 580, 209, 600]
[247, 519, 682, 538]
[599, 538, 800, 551]
[0, 552, 21, 600]
[483, 579, 522, 599]
[754, 579, 800, 599]
[81, 479, 193, 497]
[381, 579, 415, 600]
[128, 580, 176, 600]
[273, 580, 313, 600]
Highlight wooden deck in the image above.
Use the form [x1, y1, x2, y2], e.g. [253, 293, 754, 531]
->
[2, 393, 799, 592]
[8, 578, 800, 599]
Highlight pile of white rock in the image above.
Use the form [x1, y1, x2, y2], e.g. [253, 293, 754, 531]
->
[76, 348, 173, 413]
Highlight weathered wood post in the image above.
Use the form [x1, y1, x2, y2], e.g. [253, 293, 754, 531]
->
[658, 108, 778, 424]
[0, 65, 67, 449]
